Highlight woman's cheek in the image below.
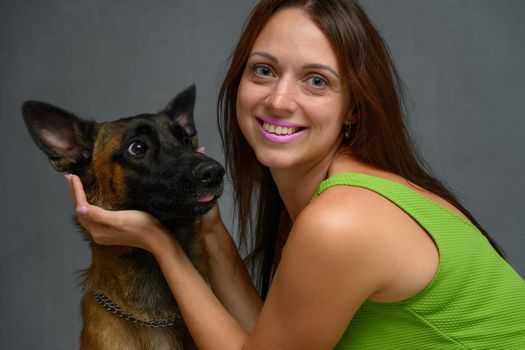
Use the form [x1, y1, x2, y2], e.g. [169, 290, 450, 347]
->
[236, 80, 265, 125]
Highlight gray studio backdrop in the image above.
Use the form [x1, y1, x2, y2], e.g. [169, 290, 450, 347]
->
[1, 1, 524, 349]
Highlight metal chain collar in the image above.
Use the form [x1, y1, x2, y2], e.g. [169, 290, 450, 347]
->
[93, 291, 181, 328]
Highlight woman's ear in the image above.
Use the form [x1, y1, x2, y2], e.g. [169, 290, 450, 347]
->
[342, 102, 357, 140]
[345, 97, 357, 124]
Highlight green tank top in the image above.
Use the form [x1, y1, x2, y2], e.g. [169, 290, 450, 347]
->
[312, 173, 525, 350]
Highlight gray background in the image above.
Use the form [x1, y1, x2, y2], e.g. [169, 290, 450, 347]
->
[1, 0, 523, 349]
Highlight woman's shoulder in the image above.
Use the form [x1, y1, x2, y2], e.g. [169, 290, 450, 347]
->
[325, 155, 471, 221]
[294, 169, 441, 303]
[294, 182, 397, 266]
[300, 169, 439, 253]
[288, 183, 399, 302]
[302, 176, 396, 235]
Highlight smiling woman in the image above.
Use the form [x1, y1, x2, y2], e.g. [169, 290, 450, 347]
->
[6, 0, 525, 349]
[28, 0, 525, 349]
[236, 8, 349, 171]
[62, 0, 525, 349]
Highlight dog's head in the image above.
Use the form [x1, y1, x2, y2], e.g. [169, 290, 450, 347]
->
[22, 85, 224, 221]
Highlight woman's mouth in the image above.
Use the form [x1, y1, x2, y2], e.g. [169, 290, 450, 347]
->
[256, 117, 307, 143]
[261, 122, 298, 135]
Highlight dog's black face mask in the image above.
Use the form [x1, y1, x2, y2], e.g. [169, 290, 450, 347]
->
[112, 111, 224, 219]
[22, 85, 224, 220]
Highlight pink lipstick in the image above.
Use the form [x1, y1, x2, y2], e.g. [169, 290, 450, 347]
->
[256, 117, 307, 143]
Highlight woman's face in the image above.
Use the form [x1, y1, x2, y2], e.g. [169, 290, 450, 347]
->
[236, 8, 350, 171]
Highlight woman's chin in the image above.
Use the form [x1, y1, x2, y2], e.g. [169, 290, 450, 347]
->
[254, 150, 299, 170]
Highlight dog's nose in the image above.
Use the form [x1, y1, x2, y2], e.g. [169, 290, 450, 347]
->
[192, 161, 224, 185]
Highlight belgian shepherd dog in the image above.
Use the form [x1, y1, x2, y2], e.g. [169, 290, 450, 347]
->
[22, 85, 224, 349]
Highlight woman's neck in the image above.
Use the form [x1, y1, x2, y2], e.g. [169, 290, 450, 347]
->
[270, 148, 341, 221]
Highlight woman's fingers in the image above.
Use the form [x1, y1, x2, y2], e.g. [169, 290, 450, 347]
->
[65, 174, 76, 205]
[205, 203, 221, 222]
[200, 204, 218, 227]
[76, 202, 109, 224]
[65, 175, 111, 228]
[64, 173, 167, 250]
[199, 203, 226, 235]
[67, 174, 89, 210]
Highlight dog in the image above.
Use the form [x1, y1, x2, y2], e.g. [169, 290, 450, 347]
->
[22, 85, 224, 349]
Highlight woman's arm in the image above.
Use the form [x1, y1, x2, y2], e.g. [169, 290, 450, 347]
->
[68, 174, 387, 349]
[68, 174, 261, 332]
[151, 226, 250, 348]
[67, 174, 250, 348]
[198, 205, 263, 333]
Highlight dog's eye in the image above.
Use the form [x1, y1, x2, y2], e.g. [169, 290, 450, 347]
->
[128, 141, 148, 156]
[181, 134, 192, 147]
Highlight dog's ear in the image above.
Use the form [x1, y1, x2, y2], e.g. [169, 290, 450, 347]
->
[22, 101, 97, 173]
[163, 84, 197, 131]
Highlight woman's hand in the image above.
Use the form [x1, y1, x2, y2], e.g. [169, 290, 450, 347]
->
[194, 146, 234, 253]
[65, 174, 170, 253]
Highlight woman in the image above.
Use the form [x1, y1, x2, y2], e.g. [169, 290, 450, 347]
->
[67, 0, 525, 348]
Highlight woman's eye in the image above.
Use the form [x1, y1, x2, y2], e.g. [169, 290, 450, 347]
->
[254, 65, 273, 77]
[128, 140, 148, 156]
[307, 76, 328, 88]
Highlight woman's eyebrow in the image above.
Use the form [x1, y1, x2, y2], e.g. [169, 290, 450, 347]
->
[249, 52, 339, 78]
[250, 51, 279, 63]
[303, 64, 339, 78]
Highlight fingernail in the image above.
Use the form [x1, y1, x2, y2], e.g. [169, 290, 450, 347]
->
[77, 205, 88, 215]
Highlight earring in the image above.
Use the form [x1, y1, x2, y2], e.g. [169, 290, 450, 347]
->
[344, 123, 352, 139]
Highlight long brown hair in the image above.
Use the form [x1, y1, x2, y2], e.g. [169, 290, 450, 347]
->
[217, 0, 504, 298]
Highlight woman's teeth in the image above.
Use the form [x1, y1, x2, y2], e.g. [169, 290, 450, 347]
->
[262, 122, 298, 135]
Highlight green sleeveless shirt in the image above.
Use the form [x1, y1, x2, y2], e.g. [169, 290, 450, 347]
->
[312, 173, 525, 349]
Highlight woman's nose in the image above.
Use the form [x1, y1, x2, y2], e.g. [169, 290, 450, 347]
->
[265, 79, 298, 113]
